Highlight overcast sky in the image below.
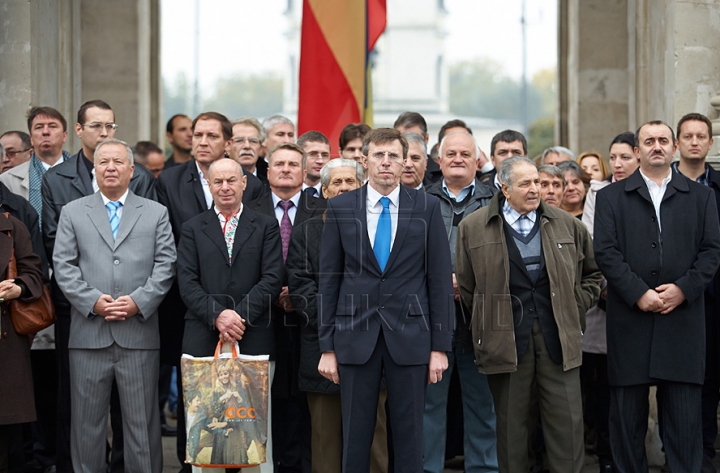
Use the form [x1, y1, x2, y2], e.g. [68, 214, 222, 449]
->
[162, 0, 557, 90]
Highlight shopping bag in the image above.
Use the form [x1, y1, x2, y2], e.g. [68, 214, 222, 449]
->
[181, 341, 270, 468]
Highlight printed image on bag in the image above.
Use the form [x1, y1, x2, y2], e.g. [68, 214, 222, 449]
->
[181, 342, 269, 468]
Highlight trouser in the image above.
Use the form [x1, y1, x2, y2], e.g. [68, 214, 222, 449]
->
[580, 352, 612, 466]
[423, 344, 497, 473]
[338, 332, 426, 473]
[610, 382, 702, 473]
[306, 391, 389, 473]
[487, 320, 584, 473]
[69, 345, 161, 473]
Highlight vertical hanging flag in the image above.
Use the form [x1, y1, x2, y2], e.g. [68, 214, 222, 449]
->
[297, 0, 386, 154]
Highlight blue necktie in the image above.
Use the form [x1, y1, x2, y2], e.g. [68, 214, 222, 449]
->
[107, 201, 121, 240]
[374, 197, 391, 271]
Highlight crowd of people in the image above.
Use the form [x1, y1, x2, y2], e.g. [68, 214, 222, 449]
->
[0, 102, 719, 473]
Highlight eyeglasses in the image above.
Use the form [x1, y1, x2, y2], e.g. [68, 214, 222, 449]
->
[233, 136, 261, 145]
[81, 122, 118, 132]
[368, 151, 402, 162]
[4, 149, 31, 159]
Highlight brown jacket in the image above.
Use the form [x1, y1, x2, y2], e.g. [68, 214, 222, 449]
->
[455, 195, 602, 374]
[0, 213, 45, 425]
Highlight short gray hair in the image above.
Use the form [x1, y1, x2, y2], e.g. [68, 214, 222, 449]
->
[320, 158, 364, 189]
[499, 156, 536, 190]
[95, 138, 134, 165]
[541, 145, 575, 164]
[438, 131, 478, 158]
[537, 164, 566, 188]
[262, 115, 294, 134]
[232, 116, 266, 142]
[402, 132, 427, 159]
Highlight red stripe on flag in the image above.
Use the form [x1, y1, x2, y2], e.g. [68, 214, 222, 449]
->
[367, 0, 386, 51]
[298, 0, 361, 155]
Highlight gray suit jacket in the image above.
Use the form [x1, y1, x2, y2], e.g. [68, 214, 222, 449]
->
[0, 160, 30, 199]
[53, 191, 176, 350]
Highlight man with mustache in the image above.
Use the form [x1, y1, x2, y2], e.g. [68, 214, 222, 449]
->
[594, 120, 720, 473]
[456, 156, 601, 473]
[230, 117, 268, 188]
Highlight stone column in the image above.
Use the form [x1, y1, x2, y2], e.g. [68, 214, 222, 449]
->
[558, 0, 720, 157]
[0, 0, 161, 151]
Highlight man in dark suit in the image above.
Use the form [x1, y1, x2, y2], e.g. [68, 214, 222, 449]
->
[229, 117, 268, 188]
[297, 131, 330, 198]
[594, 120, 720, 473]
[287, 158, 389, 473]
[41, 99, 157, 473]
[399, 132, 432, 190]
[318, 128, 453, 473]
[248, 142, 325, 473]
[155, 111, 264, 471]
[672, 113, 720, 473]
[177, 158, 282, 472]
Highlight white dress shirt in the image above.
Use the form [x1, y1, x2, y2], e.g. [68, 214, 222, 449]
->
[366, 184, 400, 250]
[100, 189, 129, 219]
[196, 161, 213, 209]
[272, 191, 301, 226]
[639, 168, 672, 232]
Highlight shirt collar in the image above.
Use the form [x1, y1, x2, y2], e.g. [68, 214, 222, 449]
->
[502, 199, 536, 225]
[100, 189, 129, 206]
[367, 182, 401, 209]
[441, 178, 475, 200]
[271, 190, 302, 208]
[639, 167, 672, 188]
[215, 204, 243, 222]
[672, 160, 710, 184]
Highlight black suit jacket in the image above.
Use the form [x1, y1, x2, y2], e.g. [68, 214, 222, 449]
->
[594, 169, 720, 385]
[178, 208, 283, 358]
[154, 158, 263, 363]
[156, 159, 263, 245]
[318, 184, 454, 366]
[248, 190, 325, 397]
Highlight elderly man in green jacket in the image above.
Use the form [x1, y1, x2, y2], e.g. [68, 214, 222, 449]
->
[455, 155, 602, 473]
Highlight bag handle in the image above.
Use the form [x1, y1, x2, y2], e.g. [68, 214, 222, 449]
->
[3, 213, 17, 280]
[214, 340, 240, 359]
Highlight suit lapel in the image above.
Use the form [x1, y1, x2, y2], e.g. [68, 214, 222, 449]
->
[201, 210, 230, 262]
[357, 186, 382, 274]
[186, 161, 208, 211]
[114, 192, 142, 248]
[87, 193, 115, 250]
[231, 210, 256, 265]
[383, 185, 413, 273]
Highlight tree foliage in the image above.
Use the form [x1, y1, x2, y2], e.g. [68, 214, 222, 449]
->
[448, 59, 555, 124]
[163, 71, 283, 123]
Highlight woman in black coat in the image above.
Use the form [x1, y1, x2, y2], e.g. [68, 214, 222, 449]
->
[0, 212, 45, 470]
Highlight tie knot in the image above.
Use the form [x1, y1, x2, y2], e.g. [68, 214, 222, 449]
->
[305, 187, 317, 197]
[380, 196, 390, 210]
[279, 200, 294, 211]
[106, 201, 121, 211]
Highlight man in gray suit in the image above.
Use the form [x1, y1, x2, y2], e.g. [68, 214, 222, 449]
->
[52, 138, 176, 473]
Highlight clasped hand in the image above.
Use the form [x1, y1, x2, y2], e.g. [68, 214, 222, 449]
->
[215, 309, 245, 342]
[636, 284, 685, 315]
[93, 294, 138, 321]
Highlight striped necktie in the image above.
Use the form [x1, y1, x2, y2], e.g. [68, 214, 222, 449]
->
[106, 201, 121, 240]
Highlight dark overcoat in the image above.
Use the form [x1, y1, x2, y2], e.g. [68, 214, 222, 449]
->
[594, 169, 720, 386]
[0, 213, 45, 425]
